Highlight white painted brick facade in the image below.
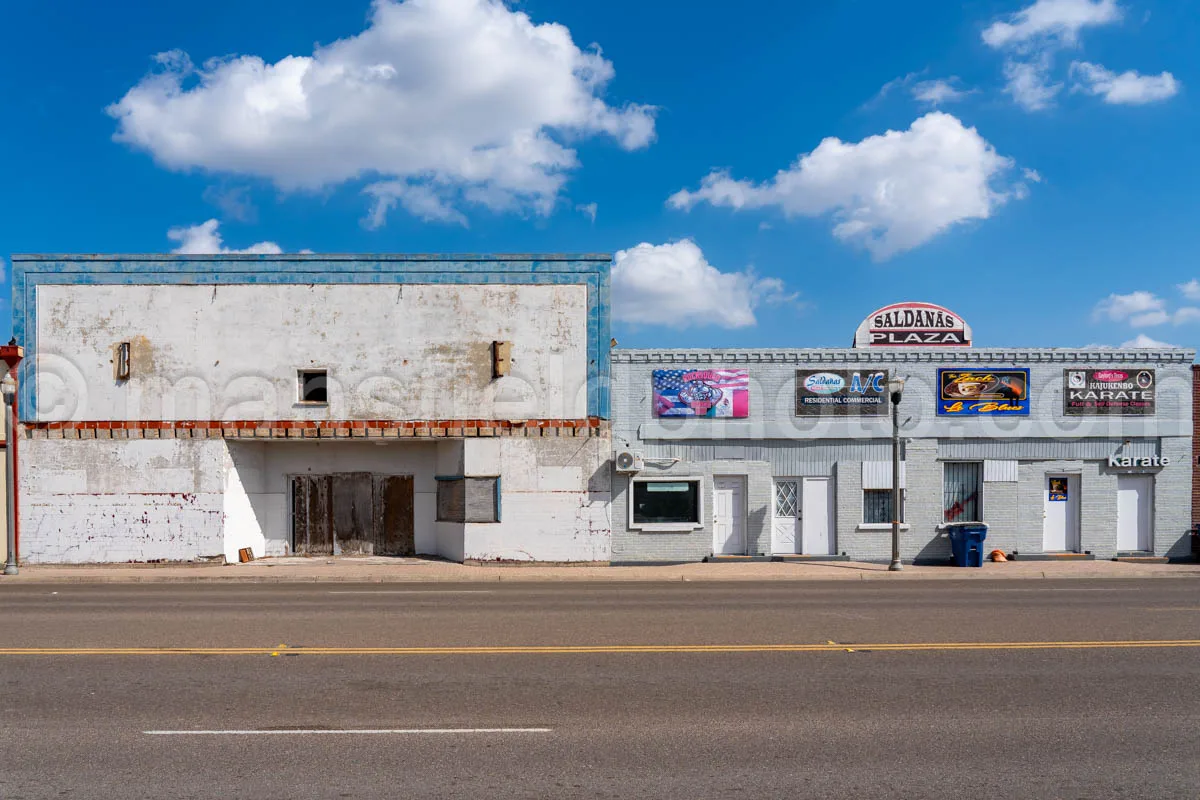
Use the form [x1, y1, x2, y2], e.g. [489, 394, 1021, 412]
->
[612, 349, 1194, 563]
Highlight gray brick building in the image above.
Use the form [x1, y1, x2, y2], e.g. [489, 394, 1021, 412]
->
[611, 346, 1193, 564]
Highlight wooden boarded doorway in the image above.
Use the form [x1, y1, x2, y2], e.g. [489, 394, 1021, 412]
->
[291, 473, 415, 556]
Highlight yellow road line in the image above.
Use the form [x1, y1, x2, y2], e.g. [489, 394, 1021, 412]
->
[0, 640, 1198, 656]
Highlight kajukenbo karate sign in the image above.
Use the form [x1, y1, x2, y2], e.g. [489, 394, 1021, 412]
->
[1064, 369, 1156, 415]
[853, 302, 972, 347]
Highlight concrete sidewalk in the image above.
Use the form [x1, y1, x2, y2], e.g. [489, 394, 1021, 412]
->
[2, 556, 1199, 583]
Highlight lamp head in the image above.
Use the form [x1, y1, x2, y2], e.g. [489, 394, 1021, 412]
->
[1, 373, 15, 401]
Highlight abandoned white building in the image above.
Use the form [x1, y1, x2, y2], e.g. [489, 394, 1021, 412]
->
[11, 254, 612, 564]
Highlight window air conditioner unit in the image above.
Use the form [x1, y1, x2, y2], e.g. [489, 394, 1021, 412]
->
[614, 449, 645, 473]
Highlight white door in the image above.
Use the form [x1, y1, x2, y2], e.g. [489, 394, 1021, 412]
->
[801, 477, 835, 556]
[712, 477, 746, 555]
[771, 479, 801, 555]
[1042, 474, 1080, 552]
[1117, 475, 1154, 552]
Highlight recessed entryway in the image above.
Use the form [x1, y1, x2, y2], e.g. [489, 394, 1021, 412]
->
[712, 476, 747, 555]
[1042, 473, 1080, 552]
[292, 472, 415, 556]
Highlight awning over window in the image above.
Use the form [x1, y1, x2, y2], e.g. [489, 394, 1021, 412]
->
[862, 461, 906, 490]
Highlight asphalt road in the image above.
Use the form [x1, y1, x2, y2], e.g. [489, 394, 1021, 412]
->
[1, 580, 1199, 798]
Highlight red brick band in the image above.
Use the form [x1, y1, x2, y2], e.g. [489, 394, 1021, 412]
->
[23, 418, 607, 440]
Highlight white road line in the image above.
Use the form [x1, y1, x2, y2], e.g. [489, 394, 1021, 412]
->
[144, 728, 551, 736]
[326, 590, 494, 595]
[1140, 607, 1200, 612]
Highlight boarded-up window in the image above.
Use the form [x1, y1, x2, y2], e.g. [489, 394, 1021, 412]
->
[436, 478, 466, 522]
[437, 477, 499, 523]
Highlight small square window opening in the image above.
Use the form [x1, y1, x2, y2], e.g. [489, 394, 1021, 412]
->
[299, 370, 328, 404]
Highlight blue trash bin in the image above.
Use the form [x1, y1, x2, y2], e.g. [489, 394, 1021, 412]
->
[946, 523, 988, 567]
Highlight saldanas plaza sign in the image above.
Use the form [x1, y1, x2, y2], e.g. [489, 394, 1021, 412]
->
[854, 301, 972, 347]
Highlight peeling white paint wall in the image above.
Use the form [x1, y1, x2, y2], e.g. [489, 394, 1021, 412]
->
[20, 438, 227, 563]
[35, 284, 589, 422]
[462, 436, 612, 562]
[223, 443, 269, 562]
[19, 436, 616, 564]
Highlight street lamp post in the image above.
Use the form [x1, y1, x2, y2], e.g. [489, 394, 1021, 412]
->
[2, 372, 16, 576]
[888, 376, 906, 572]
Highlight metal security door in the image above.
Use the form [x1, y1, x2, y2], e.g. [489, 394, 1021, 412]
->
[1117, 475, 1153, 552]
[800, 477, 835, 556]
[712, 477, 746, 555]
[1042, 474, 1080, 552]
[771, 479, 801, 555]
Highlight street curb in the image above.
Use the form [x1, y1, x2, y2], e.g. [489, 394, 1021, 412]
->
[2, 568, 1199, 585]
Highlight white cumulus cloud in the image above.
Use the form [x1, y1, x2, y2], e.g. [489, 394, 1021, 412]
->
[108, 0, 655, 227]
[871, 73, 972, 108]
[1092, 290, 1167, 326]
[982, 0, 1122, 49]
[1070, 61, 1180, 104]
[912, 78, 972, 107]
[167, 219, 285, 254]
[1121, 333, 1178, 348]
[1092, 289, 1200, 327]
[575, 202, 598, 223]
[1178, 279, 1200, 301]
[1002, 56, 1063, 111]
[612, 241, 794, 329]
[667, 112, 1025, 260]
[983, 1, 1125, 111]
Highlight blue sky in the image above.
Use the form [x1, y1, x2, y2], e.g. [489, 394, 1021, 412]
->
[1, 0, 1197, 350]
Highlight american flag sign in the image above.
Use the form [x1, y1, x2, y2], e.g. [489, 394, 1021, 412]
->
[652, 370, 750, 418]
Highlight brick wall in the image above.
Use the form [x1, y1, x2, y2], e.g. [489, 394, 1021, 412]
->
[24, 418, 606, 440]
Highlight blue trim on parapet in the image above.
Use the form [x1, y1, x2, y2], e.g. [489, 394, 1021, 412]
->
[11, 254, 612, 421]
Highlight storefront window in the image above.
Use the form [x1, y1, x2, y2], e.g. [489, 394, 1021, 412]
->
[863, 489, 895, 524]
[944, 462, 982, 522]
[632, 480, 701, 525]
